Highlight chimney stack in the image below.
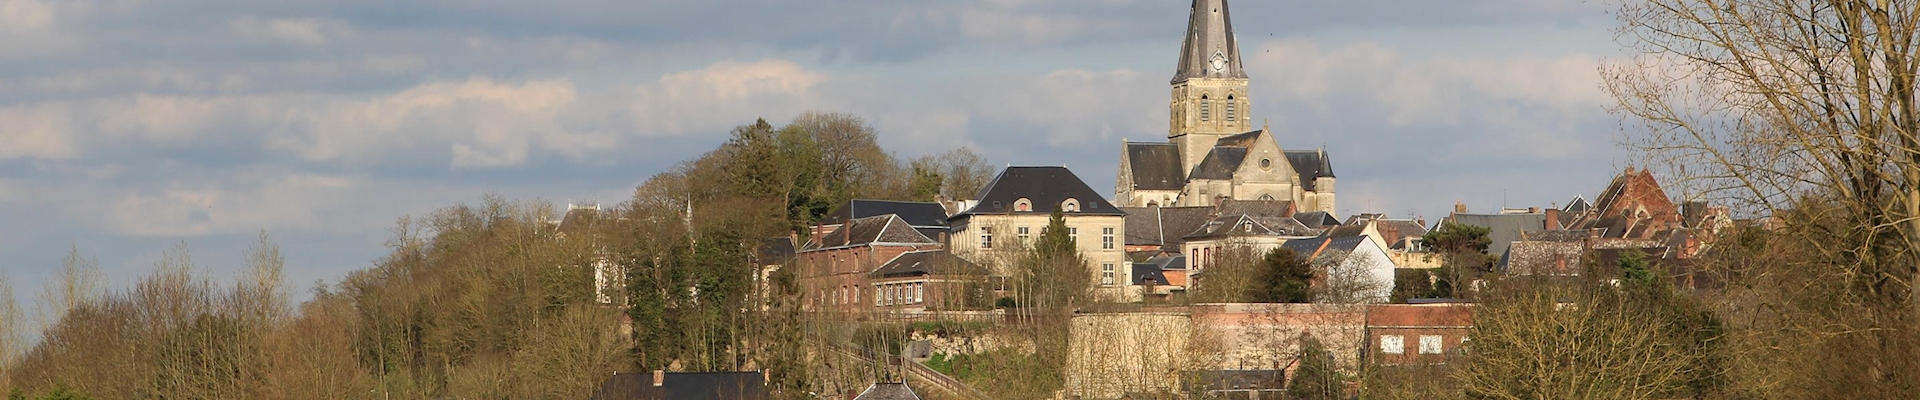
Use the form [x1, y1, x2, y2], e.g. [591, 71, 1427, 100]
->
[652, 370, 665, 387]
[1454, 200, 1468, 214]
[1528, 207, 1540, 214]
[1544, 209, 1561, 230]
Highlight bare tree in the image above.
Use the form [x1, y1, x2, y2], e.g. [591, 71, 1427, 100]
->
[1606, 0, 1920, 316]
[38, 244, 102, 329]
[0, 272, 20, 391]
[1313, 250, 1390, 304]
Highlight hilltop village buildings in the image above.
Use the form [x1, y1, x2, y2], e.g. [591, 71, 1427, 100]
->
[600, 0, 1743, 398]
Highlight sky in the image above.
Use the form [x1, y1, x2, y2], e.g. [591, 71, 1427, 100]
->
[0, 0, 1639, 309]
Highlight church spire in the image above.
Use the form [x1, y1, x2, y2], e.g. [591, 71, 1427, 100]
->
[1172, 0, 1247, 84]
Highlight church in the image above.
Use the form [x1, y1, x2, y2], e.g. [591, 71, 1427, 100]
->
[1116, 0, 1337, 213]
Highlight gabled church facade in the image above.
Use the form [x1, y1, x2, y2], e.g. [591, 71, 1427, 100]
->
[1116, 0, 1336, 213]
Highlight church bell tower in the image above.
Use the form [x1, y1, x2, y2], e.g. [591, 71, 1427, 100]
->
[1169, 0, 1251, 173]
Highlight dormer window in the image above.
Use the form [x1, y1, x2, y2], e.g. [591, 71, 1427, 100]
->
[1014, 198, 1033, 212]
[1062, 198, 1081, 212]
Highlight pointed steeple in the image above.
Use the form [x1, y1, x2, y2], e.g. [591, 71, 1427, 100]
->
[1172, 0, 1248, 84]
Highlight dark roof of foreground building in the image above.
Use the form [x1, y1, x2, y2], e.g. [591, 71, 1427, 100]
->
[755, 237, 796, 265]
[1132, 262, 1170, 285]
[590, 371, 769, 400]
[1284, 150, 1335, 191]
[808, 215, 935, 249]
[870, 250, 987, 279]
[1280, 236, 1371, 261]
[1294, 211, 1340, 230]
[1121, 206, 1216, 251]
[958, 166, 1124, 217]
[854, 383, 922, 400]
[1172, 0, 1249, 84]
[822, 200, 949, 229]
[1124, 142, 1187, 191]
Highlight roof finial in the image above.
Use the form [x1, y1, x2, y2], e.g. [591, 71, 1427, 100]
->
[1263, 118, 1269, 133]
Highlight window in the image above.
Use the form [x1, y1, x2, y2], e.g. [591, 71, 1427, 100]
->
[1069, 227, 1078, 244]
[1062, 198, 1080, 212]
[874, 286, 883, 306]
[1014, 197, 1033, 212]
[981, 227, 993, 249]
[1381, 335, 1405, 354]
[1102, 227, 1115, 249]
[1199, 95, 1210, 121]
[1018, 226, 1031, 243]
[914, 283, 923, 304]
[1101, 264, 1116, 286]
[1420, 335, 1444, 354]
[1226, 95, 1236, 122]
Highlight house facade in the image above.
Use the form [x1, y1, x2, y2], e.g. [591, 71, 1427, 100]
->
[795, 214, 943, 312]
[947, 166, 1134, 301]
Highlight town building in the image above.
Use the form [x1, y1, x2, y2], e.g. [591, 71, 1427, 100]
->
[1115, 0, 1336, 212]
[796, 214, 943, 312]
[1365, 304, 1475, 366]
[947, 166, 1134, 301]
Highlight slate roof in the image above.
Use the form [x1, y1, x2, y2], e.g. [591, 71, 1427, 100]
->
[1215, 130, 1263, 147]
[1216, 199, 1292, 218]
[1293, 211, 1340, 230]
[822, 200, 949, 230]
[1132, 263, 1170, 285]
[1374, 220, 1429, 251]
[958, 166, 1124, 216]
[1172, 0, 1248, 84]
[1144, 254, 1187, 271]
[870, 250, 987, 279]
[590, 371, 769, 400]
[809, 215, 935, 249]
[1188, 146, 1248, 180]
[1280, 236, 1370, 260]
[855, 383, 922, 400]
[1284, 150, 1335, 191]
[1443, 213, 1548, 256]
[1125, 143, 1186, 191]
[1184, 213, 1317, 239]
[756, 237, 796, 265]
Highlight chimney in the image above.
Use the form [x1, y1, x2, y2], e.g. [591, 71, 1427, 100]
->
[1454, 200, 1468, 214]
[1544, 209, 1561, 230]
[652, 370, 665, 387]
[1528, 207, 1540, 214]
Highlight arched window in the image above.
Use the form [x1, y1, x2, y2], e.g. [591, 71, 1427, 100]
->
[1062, 198, 1080, 212]
[1226, 95, 1236, 122]
[1199, 95, 1210, 121]
[1014, 198, 1033, 212]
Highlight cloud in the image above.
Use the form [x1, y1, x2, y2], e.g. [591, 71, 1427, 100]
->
[629, 59, 828, 136]
[0, 0, 52, 34]
[0, 102, 76, 160]
[268, 77, 587, 168]
[1247, 37, 1607, 160]
[230, 16, 348, 46]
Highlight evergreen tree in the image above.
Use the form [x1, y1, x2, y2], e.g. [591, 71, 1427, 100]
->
[1258, 247, 1314, 303]
[1018, 209, 1090, 311]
